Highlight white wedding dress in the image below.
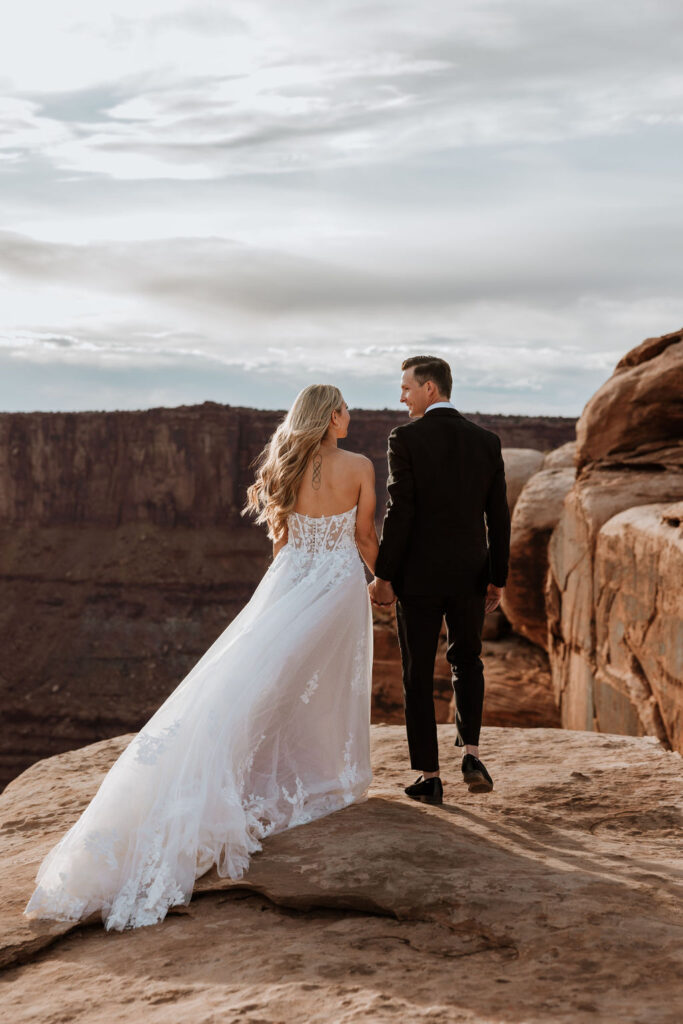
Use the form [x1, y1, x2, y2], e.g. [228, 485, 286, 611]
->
[24, 505, 373, 931]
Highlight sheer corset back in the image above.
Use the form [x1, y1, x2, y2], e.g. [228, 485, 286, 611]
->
[286, 505, 361, 576]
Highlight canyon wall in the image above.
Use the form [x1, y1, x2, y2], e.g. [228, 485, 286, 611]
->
[0, 404, 574, 789]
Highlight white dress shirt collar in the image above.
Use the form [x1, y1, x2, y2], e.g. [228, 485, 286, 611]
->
[425, 401, 456, 413]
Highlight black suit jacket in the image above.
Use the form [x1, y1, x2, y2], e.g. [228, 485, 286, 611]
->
[374, 408, 511, 597]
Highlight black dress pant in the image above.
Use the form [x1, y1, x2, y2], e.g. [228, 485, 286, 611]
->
[395, 593, 486, 772]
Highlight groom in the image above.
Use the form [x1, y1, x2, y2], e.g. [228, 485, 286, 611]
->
[369, 356, 511, 805]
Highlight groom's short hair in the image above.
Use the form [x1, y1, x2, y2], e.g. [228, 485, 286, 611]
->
[402, 356, 452, 399]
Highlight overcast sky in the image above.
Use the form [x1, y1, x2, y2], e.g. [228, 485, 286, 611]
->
[1, 0, 681, 416]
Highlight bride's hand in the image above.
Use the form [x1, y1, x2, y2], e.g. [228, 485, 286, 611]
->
[368, 578, 396, 606]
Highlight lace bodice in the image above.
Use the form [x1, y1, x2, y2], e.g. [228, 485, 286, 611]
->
[284, 504, 362, 583]
[287, 505, 358, 555]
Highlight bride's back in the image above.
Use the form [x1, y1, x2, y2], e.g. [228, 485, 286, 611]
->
[293, 446, 365, 518]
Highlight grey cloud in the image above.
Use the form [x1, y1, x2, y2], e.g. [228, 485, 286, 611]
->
[0, 220, 681, 318]
[1, 1, 682, 415]
[6, 2, 682, 181]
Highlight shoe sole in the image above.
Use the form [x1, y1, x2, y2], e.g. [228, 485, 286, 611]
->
[463, 770, 493, 793]
[405, 792, 443, 805]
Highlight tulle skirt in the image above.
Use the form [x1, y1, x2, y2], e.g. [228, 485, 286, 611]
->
[23, 531, 373, 930]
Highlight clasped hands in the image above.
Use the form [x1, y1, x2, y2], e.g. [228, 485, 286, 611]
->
[368, 577, 396, 607]
[368, 579, 503, 612]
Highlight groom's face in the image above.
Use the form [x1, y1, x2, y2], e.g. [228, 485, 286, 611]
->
[400, 368, 431, 418]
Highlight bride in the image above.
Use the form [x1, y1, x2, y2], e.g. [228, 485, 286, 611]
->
[24, 384, 380, 931]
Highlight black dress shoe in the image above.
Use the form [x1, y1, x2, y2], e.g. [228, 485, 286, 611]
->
[461, 754, 493, 793]
[404, 775, 443, 805]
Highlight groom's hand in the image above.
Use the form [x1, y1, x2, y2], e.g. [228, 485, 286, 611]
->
[485, 583, 503, 614]
[369, 577, 396, 607]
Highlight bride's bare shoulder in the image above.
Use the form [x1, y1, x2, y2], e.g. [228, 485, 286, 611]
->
[338, 449, 374, 473]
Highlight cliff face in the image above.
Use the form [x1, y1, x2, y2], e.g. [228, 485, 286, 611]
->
[0, 403, 574, 790]
[0, 403, 573, 528]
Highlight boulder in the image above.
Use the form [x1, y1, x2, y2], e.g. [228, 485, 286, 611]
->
[3, 726, 682, 1023]
[542, 439, 577, 470]
[593, 502, 683, 753]
[501, 448, 545, 512]
[501, 443, 577, 648]
[576, 328, 683, 469]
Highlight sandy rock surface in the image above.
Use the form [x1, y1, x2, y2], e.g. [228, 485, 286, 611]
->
[2, 725, 681, 1023]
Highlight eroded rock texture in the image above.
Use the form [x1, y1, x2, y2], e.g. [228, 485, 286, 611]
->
[3, 726, 681, 1022]
[0, 404, 574, 790]
[546, 329, 683, 751]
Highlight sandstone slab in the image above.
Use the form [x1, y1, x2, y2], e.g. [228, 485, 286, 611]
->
[2, 726, 682, 1023]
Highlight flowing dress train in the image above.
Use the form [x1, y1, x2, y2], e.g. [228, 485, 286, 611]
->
[23, 505, 372, 930]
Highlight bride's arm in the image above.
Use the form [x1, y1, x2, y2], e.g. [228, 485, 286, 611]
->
[354, 458, 379, 574]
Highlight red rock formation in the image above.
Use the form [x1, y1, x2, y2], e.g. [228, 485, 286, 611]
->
[546, 329, 683, 752]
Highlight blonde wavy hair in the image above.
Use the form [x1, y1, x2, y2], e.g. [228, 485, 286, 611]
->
[242, 384, 345, 541]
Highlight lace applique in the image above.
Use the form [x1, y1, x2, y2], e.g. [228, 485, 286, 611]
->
[243, 792, 277, 841]
[282, 776, 313, 827]
[107, 822, 187, 931]
[133, 719, 182, 766]
[350, 637, 368, 695]
[338, 734, 361, 800]
[236, 732, 267, 789]
[300, 671, 320, 704]
[83, 827, 121, 870]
